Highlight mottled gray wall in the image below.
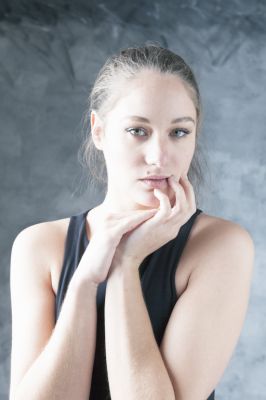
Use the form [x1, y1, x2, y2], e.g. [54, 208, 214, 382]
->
[1, 1, 265, 399]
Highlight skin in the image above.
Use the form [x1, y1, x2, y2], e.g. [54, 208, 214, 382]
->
[9, 67, 254, 400]
[90, 68, 197, 218]
[88, 69, 254, 399]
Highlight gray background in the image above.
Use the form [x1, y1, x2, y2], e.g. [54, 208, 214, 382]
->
[1, 1, 265, 399]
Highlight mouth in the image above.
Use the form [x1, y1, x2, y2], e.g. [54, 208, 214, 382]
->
[140, 177, 169, 189]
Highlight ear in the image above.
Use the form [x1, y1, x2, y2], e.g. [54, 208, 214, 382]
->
[90, 110, 105, 151]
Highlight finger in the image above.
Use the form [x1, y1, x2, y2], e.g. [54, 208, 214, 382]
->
[113, 209, 158, 236]
[179, 174, 196, 211]
[153, 188, 171, 215]
[111, 208, 157, 217]
[168, 176, 183, 213]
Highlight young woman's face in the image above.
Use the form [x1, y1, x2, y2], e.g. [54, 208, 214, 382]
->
[94, 69, 197, 211]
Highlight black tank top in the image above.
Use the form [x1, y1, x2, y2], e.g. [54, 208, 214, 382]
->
[55, 207, 215, 400]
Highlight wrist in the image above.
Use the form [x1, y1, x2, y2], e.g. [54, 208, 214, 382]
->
[109, 255, 141, 279]
[66, 276, 98, 320]
[69, 272, 99, 297]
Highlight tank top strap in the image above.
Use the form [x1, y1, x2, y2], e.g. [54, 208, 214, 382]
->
[173, 208, 203, 262]
[138, 207, 203, 334]
[55, 207, 203, 321]
[168, 207, 203, 300]
[54, 209, 90, 321]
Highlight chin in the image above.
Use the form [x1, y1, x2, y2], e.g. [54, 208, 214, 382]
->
[134, 192, 161, 210]
[135, 187, 176, 209]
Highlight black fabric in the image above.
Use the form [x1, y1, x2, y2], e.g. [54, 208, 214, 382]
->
[55, 207, 215, 400]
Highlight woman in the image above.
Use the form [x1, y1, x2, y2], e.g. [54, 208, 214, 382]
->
[9, 44, 254, 400]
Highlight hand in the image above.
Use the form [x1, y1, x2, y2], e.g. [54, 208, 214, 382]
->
[71, 207, 159, 286]
[111, 173, 197, 272]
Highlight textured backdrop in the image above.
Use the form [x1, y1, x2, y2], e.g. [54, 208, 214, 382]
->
[1, 1, 265, 399]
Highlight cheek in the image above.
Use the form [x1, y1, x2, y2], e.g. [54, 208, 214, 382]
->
[185, 150, 194, 166]
[105, 143, 138, 175]
[171, 146, 193, 176]
[176, 145, 194, 166]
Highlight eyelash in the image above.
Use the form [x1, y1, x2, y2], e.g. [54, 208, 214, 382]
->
[125, 127, 191, 138]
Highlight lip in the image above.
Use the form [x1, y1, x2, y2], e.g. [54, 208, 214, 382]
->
[141, 175, 169, 180]
[140, 178, 169, 189]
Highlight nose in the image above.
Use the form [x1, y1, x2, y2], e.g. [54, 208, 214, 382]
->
[144, 135, 169, 167]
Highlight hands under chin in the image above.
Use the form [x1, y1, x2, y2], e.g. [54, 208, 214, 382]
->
[109, 174, 197, 276]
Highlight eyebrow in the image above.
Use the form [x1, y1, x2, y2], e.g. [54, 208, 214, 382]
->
[123, 115, 196, 125]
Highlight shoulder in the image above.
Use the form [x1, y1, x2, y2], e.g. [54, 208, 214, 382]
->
[13, 216, 70, 246]
[176, 211, 254, 297]
[189, 211, 255, 277]
[9, 216, 72, 395]
[160, 211, 254, 399]
[12, 216, 70, 261]
[195, 211, 254, 254]
[11, 216, 71, 292]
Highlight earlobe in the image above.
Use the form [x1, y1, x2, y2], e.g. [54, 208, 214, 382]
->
[90, 110, 104, 151]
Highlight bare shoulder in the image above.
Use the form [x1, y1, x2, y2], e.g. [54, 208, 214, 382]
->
[11, 216, 70, 295]
[194, 211, 254, 252]
[176, 211, 254, 297]
[188, 211, 255, 276]
[10, 217, 71, 394]
[161, 211, 255, 399]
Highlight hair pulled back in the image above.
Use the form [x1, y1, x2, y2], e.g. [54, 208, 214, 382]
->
[78, 42, 209, 202]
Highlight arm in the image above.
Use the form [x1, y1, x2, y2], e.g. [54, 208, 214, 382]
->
[159, 222, 255, 400]
[104, 220, 254, 400]
[9, 224, 98, 400]
[105, 263, 175, 400]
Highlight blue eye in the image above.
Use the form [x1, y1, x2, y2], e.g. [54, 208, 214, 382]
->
[125, 127, 191, 138]
[172, 128, 190, 138]
[126, 127, 147, 136]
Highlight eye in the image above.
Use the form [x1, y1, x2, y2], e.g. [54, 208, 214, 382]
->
[126, 127, 147, 137]
[171, 128, 191, 138]
[125, 127, 191, 138]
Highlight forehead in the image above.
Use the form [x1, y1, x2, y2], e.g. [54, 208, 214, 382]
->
[108, 69, 196, 119]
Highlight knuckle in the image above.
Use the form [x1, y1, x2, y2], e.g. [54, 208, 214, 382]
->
[105, 212, 114, 221]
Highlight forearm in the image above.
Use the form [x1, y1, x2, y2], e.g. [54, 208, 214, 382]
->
[11, 277, 98, 400]
[105, 261, 175, 400]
